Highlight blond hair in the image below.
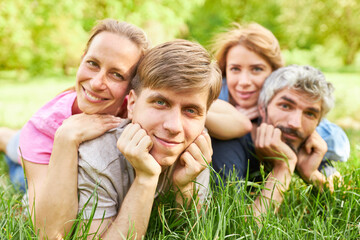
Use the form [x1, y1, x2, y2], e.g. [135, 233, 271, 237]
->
[85, 18, 150, 79]
[132, 39, 222, 109]
[212, 22, 283, 77]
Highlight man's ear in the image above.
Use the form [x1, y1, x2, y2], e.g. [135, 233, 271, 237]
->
[127, 90, 137, 120]
[258, 104, 266, 121]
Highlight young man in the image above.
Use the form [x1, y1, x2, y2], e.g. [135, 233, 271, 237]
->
[212, 65, 341, 216]
[77, 39, 222, 238]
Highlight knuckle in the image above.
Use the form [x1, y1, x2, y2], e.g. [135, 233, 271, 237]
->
[138, 128, 147, 136]
[193, 164, 203, 173]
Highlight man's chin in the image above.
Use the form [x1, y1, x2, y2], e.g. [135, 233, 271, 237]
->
[153, 153, 178, 170]
[284, 139, 300, 154]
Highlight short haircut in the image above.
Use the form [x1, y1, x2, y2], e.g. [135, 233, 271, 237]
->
[131, 39, 222, 110]
[85, 18, 150, 79]
[258, 65, 334, 119]
[212, 22, 283, 77]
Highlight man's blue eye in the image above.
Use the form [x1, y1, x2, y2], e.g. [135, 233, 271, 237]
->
[306, 112, 315, 118]
[281, 104, 290, 109]
[186, 109, 196, 114]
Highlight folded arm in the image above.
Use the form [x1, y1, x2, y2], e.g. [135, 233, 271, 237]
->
[206, 99, 252, 140]
[252, 123, 298, 217]
[85, 123, 162, 239]
[23, 114, 122, 239]
[172, 132, 212, 210]
[296, 131, 341, 192]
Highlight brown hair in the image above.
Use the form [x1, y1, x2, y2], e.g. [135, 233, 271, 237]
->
[131, 39, 222, 109]
[212, 22, 283, 77]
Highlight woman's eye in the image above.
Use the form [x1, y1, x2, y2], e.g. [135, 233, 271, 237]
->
[87, 61, 98, 67]
[230, 67, 240, 72]
[112, 72, 124, 81]
[253, 67, 263, 72]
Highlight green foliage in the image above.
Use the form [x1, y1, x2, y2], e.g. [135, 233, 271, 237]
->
[186, 0, 360, 68]
[0, 0, 204, 76]
[1, 0, 360, 76]
[278, 0, 360, 65]
[187, 0, 283, 47]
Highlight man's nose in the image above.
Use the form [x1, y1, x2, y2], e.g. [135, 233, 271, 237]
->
[90, 71, 107, 90]
[163, 109, 182, 135]
[288, 110, 302, 129]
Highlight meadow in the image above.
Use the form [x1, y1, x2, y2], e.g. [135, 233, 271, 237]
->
[0, 72, 359, 239]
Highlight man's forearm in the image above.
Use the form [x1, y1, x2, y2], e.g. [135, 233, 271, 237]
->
[102, 175, 159, 240]
[175, 182, 195, 209]
[253, 162, 296, 217]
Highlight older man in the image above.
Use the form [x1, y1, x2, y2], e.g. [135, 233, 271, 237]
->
[212, 65, 342, 216]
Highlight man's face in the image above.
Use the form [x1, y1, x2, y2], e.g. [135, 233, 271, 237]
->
[259, 88, 322, 152]
[127, 87, 208, 167]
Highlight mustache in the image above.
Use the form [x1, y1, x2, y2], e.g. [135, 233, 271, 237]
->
[276, 125, 305, 140]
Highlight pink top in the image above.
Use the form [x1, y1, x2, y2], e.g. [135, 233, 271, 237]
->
[19, 91, 77, 164]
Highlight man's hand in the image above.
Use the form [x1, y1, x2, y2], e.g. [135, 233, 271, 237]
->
[296, 130, 327, 183]
[172, 131, 212, 193]
[117, 123, 162, 179]
[255, 123, 297, 171]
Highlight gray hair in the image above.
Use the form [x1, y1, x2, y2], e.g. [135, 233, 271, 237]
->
[258, 65, 334, 119]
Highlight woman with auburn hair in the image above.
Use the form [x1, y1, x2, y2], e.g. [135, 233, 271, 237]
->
[210, 22, 349, 182]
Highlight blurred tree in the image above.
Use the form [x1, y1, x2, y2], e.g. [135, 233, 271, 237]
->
[81, 0, 203, 45]
[279, 0, 360, 65]
[0, 0, 33, 71]
[1, 0, 359, 77]
[186, 0, 283, 48]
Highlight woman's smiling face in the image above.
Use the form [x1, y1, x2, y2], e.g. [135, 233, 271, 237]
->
[226, 44, 272, 109]
[75, 31, 141, 116]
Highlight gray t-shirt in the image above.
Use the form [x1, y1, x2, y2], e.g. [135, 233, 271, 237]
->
[78, 120, 210, 219]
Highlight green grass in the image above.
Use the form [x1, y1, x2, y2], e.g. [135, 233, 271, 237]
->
[0, 72, 359, 239]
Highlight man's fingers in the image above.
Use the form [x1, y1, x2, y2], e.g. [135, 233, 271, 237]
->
[257, 123, 275, 148]
[186, 142, 208, 165]
[180, 149, 204, 173]
[264, 124, 275, 147]
[193, 133, 212, 163]
[120, 123, 141, 142]
[129, 128, 147, 147]
[137, 135, 153, 152]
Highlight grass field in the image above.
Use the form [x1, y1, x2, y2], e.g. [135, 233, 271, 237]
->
[0, 72, 359, 239]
